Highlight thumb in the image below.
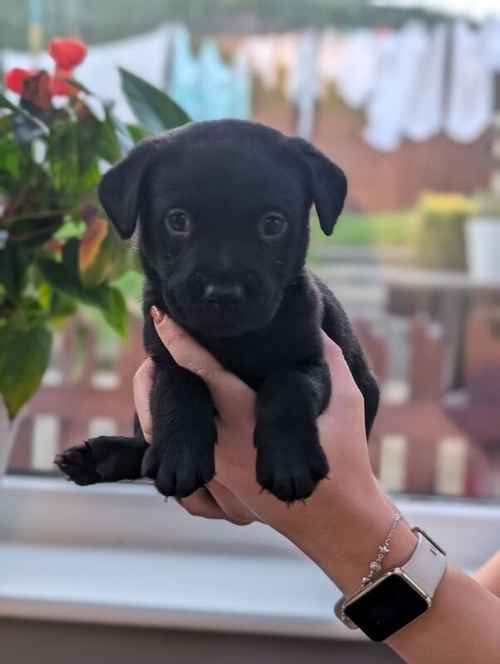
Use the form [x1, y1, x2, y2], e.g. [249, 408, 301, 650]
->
[320, 332, 365, 419]
[150, 307, 255, 422]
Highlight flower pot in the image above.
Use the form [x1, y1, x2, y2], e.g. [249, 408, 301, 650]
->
[466, 217, 500, 284]
[0, 397, 24, 480]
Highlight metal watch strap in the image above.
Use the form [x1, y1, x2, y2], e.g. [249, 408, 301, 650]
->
[400, 527, 447, 600]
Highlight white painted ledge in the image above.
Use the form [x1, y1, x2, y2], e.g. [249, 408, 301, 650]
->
[0, 541, 358, 640]
[1, 477, 499, 638]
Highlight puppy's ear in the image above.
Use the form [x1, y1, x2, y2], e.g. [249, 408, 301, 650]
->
[288, 137, 347, 236]
[98, 140, 158, 239]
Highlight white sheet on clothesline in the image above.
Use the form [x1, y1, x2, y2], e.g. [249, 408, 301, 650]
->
[363, 22, 429, 152]
[334, 29, 386, 109]
[404, 23, 447, 142]
[445, 21, 493, 143]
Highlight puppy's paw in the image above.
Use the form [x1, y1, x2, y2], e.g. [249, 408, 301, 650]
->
[146, 445, 215, 499]
[55, 436, 147, 485]
[255, 423, 329, 502]
[55, 441, 102, 485]
[142, 421, 216, 498]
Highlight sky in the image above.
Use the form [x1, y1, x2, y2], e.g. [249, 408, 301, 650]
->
[377, 0, 500, 19]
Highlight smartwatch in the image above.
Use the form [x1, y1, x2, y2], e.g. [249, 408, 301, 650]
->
[335, 527, 447, 642]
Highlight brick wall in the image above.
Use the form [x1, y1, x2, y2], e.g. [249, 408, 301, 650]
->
[253, 87, 494, 212]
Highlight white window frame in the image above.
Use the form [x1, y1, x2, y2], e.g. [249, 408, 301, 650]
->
[1, 475, 499, 640]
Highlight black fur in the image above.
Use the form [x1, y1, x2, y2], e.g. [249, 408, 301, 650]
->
[56, 120, 379, 502]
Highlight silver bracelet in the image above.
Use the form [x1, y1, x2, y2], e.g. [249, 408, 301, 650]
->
[335, 511, 403, 626]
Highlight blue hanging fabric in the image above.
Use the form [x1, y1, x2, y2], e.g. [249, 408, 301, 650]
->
[168, 28, 251, 121]
[169, 27, 201, 120]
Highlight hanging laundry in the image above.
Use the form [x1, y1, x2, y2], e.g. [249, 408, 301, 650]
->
[76, 25, 174, 123]
[363, 22, 429, 152]
[168, 26, 201, 120]
[445, 21, 493, 143]
[240, 35, 279, 90]
[287, 30, 321, 140]
[317, 29, 344, 98]
[404, 23, 447, 142]
[335, 29, 387, 109]
[480, 18, 500, 72]
[169, 28, 251, 122]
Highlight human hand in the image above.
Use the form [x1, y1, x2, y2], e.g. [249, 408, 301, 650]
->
[135, 309, 417, 595]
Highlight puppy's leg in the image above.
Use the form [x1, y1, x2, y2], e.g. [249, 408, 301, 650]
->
[255, 363, 330, 502]
[141, 364, 216, 499]
[55, 432, 148, 486]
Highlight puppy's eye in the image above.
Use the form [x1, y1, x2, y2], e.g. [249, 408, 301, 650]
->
[259, 212, 288, 240]
[165, 209, 191, 237]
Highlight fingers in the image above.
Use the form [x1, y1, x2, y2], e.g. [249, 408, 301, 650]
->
[132, 357, 155, 442]
[320, 332, 364, 419]
[177, 488, 227, 520]
[150, 307, 255, 423]
[207, 480, 257, 526]
[177, 483, 256, 526]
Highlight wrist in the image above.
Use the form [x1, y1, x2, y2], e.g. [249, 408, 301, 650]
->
[278, 477, 417, 596]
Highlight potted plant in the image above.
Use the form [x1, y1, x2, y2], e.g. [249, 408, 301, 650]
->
[412, 192, 478, 272]
[0, 37, 190, 477]
[466, 192, 500, 284]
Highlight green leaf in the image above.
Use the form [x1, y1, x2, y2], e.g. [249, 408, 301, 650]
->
[38, 257, 128, 337]
[0, 243, 29, 301]
[0, 322, 52, 418]
[0, 91, 18, 113]
[95, 286, 128, 337]
[9, 214, 62, 248]
[126, 123, 150, 143]
[81, 224, 129, 288]
[119, 67, 190, 134]
[67, 78, 92, 95]
[49, 289, 77, 321]
[38, 257, 81, 297]
[62, 237, 81, 280]
[98, 108, 123, 163]
[0, 91, 49, 137]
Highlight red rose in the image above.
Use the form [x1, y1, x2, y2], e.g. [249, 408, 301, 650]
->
[4, 68, 34, 94]
[48, 37, 87, 69]
[50, 67, 78, 96]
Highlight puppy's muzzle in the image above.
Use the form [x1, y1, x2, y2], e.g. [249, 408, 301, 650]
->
[203, 282, 244, 307]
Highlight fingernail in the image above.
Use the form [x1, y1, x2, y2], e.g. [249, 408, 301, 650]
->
[150, 306, 165, 324]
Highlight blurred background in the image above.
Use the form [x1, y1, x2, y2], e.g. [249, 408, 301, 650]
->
[4, 0, 500, 501]
[2, 2, 500, 663]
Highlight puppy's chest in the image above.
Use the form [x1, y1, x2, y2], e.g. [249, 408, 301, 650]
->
[203, 319, 321, 390]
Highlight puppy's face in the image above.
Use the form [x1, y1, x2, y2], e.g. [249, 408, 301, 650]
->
[99, 121, 347, 338]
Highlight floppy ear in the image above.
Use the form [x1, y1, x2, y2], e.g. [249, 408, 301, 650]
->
[98, 139, 159, 239]
[288, 137, 347, 236]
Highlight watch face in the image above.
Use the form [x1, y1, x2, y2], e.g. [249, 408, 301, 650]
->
[344, 572, 429, 642]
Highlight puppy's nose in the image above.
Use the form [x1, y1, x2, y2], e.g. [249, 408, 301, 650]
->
[204, 283, 244, 306]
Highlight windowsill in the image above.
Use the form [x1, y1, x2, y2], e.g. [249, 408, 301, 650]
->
[1, 476, 499, 639]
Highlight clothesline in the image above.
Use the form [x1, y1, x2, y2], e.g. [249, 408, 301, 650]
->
[242, 18, 500, 149]
[3, 19, 500, 151]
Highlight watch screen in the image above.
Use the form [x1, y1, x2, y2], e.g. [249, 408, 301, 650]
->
[344, 573, 429, 642]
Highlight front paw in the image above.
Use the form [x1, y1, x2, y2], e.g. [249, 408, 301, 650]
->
[142, 424, 216, 498]
[56, 441, 102, 485]
[255, 422, 329, 502]
[55, 436, 147, 485]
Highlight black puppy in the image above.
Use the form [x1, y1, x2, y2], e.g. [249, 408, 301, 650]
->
[56, 120, 379, 502]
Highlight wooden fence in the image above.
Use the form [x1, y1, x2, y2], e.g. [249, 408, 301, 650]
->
[8, 313, 500, 498]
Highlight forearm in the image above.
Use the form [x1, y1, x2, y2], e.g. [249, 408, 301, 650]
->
[388, 564, 500, 663]
[276, 479, 500, 664]
[474, 551, 500, 599]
